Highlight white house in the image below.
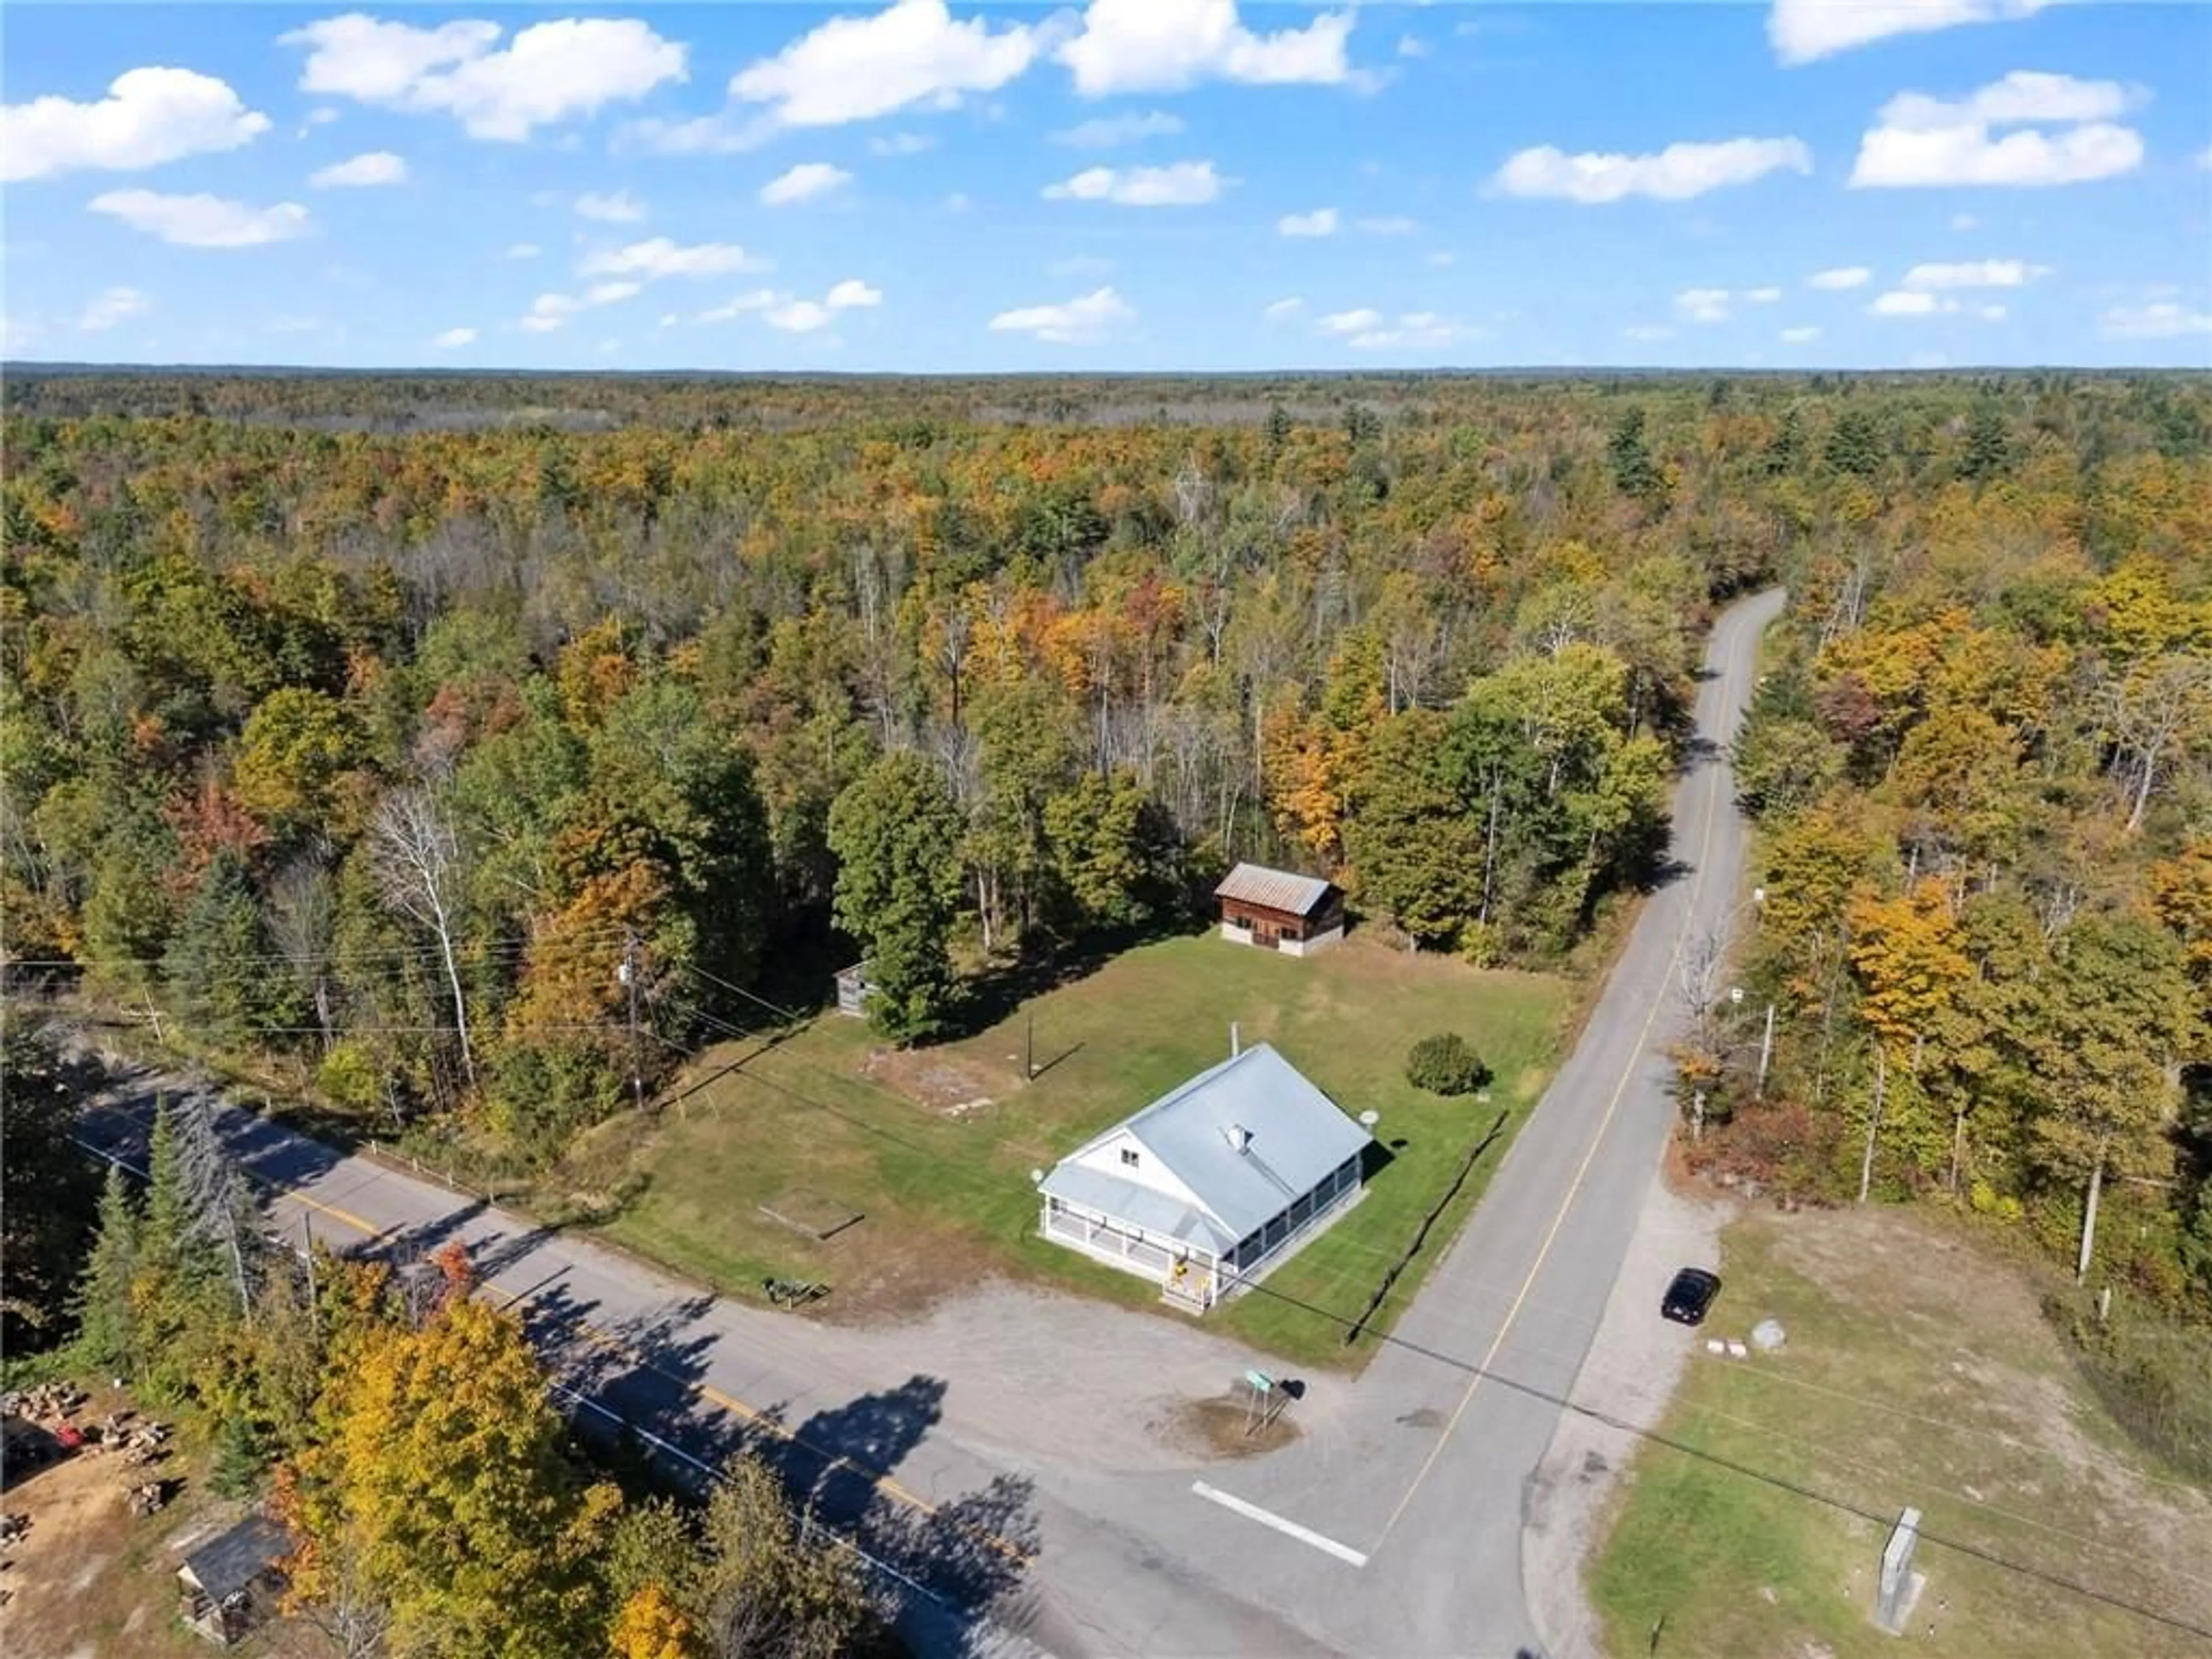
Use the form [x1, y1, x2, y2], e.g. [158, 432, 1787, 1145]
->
[1037, 1043, 1371, 1312]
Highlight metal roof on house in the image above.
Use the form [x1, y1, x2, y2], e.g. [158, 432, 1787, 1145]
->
[1042, 1044, 1370, 1249]
[1213, 863, 1336, 917]
[180, 1514, 290, 1602]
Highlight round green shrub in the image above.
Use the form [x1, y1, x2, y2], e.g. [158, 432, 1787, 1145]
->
[1405, 1032, 1490, 1096]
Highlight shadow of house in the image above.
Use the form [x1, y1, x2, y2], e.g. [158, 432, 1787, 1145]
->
[177, 1512, 289, 1647]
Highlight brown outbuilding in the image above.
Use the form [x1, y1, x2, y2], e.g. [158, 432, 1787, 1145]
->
[1213, 863, 1346, 956]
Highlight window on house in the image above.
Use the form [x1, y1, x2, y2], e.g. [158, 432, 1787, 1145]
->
[1120, 1147, 1140, 1168]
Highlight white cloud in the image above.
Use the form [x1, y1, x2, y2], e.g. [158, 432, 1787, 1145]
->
[1808, 265, 1872, 289]
[582, 239, 764, 281]
[1044, 160, 1226, 206]
[1869, 289, 1943, 316]
[1050, 254, 1112, 278]
[945, 191, 974, 212]
[1341, 310, 1474, 351]
[89, 189, 312, 248]
[1263, 296, 1305, 320]
[1318, 306, 1384, 335]
[1902, 258, 2049, 289]
[728, 0, 1041, 130]
[2, 66, 270, 183]
[305, 106, 340, 127]
[1768, 0, 2052, 66]
[0, 315, 38, 353]
[1779, 325, 1823, 342]
[766, 300, 836, 333]
[1425, 249, 1456, 267]
[1744, 286, 1783, 303]
[1623, 325, 1675, 342]
[309, 149, 407, 188]
[696, 288, 781, 323]
[77, 286, 150, 331]
[1396, 33, 1428, 59]
[1979, 303, 2008, 320]
[760, 161, 852, 206]
[1056, 0, 1355, 97]
[585, 280, 642, 305]
[1952, 212, 1981, 230]
[431, 325, 477, 349]
[1278, 207, 1339, 237]
[827, 278, 882, 309]
[1356, 215, 1417, 235]
[505, 241, 541, 260]
[1051, 110, 1184, 147]
[988, 285, 1135, 344]
[575, 189, 647, 223]
[1494, 136, 1812, 203]
[1850, 72, 2146, 188]
[2099, 301, 2212, 340]
[868, 131, 935, 157]
[1676, 287, 1735, 323]
[281, 14, 686, 141]
[520, 291, 584, 331]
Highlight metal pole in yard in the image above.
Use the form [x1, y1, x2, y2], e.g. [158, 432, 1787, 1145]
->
[1756, 1001, 1777, 1099]
[1026, 1012, 1035, 1081]
[622, 932, 644, 1111]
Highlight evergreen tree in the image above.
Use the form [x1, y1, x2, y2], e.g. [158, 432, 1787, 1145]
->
[0, 1027, 99, 1351]
[827, 752, 965, 1044]
[73, 1163, 142, 1378]
[1607, 407, 1664, 501]
[1762, 406, 1805, 476]
[166, 850, 290, 1045]
[1825, 408, 1883, 477]
[1960, 400, 2011, 483]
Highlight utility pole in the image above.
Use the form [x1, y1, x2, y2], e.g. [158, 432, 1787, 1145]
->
[1756, 1000, 1777, 1099]
[620, 933, 643, 1112]
[1025, 1011, 1035, 1082]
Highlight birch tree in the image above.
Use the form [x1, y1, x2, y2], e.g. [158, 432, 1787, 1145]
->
[369, 786, 476, 1088]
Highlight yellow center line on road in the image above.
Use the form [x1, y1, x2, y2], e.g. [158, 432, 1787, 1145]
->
[1372, 631, 1744, 1551]
[267, 1171, 1034, 1565]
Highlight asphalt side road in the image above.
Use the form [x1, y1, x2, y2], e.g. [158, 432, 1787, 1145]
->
[73, 584, 1786, 1659]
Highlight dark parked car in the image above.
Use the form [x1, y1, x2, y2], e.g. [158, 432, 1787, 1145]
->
[1661, 1267, 1722, 1325]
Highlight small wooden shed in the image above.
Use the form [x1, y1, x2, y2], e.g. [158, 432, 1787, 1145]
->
[1213, 863, 1346, 956]
[178, 1513, 289, 1646]
[834, 960, 874, 1018]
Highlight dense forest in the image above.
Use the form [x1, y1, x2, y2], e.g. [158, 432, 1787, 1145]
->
[2, 369, 2207, 1346]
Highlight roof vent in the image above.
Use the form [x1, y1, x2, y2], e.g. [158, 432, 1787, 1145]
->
[1225, 1123, 1252, 1154]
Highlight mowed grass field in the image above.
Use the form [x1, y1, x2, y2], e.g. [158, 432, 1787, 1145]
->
[580, 933, 1571, 1369]
[1586, 1205, 2212, 1659]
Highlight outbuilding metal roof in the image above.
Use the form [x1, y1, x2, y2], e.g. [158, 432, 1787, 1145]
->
[180, 1514, 289, 1602]
[1041, 1043, 1370, 1250]
[1214, 862, 1337, 917]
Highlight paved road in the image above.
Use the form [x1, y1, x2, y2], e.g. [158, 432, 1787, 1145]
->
[74, 586, 1784, 1658]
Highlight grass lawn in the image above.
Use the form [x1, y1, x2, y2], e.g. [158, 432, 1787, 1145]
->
[578, 932, 1571, 1369]
[1585, 1206, 2212, 1659]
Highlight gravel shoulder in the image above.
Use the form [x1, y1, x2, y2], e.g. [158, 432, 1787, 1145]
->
[1520, 1165, 1736, 1659]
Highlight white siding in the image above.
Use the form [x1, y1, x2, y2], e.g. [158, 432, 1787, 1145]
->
[1064, 1128, 1213, 1217]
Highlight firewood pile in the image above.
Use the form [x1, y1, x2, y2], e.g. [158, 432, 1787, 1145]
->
[1, 1383, 88, 1422]
[125, 1481, 167, 1518]
[0, 1513, 28, 1547]
[108, 1421, 172, 1466]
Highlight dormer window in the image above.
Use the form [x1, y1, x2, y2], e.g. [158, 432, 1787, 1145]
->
[1121, 1147, 1140, 1168]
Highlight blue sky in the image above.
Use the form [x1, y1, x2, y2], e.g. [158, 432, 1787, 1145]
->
[4, 2, 2208, 370]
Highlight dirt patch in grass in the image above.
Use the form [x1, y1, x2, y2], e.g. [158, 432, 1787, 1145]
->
[860, 1047, 1009, 1118]
[1586, 1204, 2212, 1659]
[1148, 1393, 1304, 1459]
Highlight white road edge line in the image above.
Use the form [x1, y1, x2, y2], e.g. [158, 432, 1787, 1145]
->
[1190, 1482, 1369, 1568]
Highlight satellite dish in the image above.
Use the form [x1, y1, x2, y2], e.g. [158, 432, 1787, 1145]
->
[1029, 1168, 1044, 1185]
[1358, 1109, 1380, 1127]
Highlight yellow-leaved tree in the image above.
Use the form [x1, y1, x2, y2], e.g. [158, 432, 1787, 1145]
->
[284, 1292, 620, 1658]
